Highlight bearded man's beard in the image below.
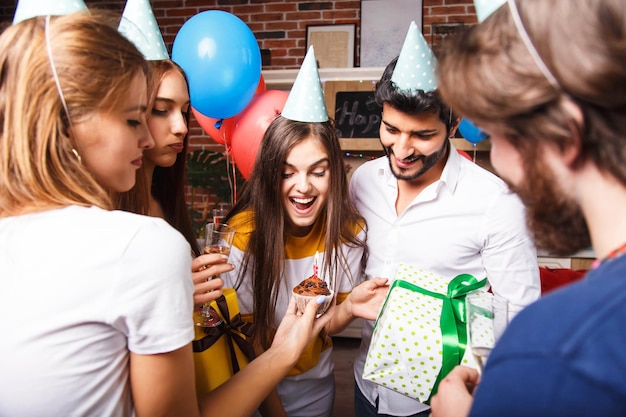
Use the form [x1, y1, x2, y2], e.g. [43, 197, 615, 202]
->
[504, 155, 591, 256]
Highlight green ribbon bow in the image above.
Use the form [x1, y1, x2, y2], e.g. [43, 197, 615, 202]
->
[378, 274, 487, 403]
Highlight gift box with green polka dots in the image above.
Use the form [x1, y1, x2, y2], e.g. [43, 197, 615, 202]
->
[362, 264, 492, 402]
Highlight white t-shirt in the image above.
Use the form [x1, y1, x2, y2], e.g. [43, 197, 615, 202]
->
[349, 144, 541, 415]
[0, 206, 194, 417]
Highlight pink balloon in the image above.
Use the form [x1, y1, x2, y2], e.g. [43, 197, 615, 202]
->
[230, 90, 289, 179]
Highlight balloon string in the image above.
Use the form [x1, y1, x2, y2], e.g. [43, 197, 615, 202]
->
[472, 143, 477, 163]
[224, 148, 234, 207]
[231, 153, 237, 205]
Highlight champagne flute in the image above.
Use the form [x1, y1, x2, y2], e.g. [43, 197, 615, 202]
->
[466, 292, 496, 374]
[194, 222, 236, 327]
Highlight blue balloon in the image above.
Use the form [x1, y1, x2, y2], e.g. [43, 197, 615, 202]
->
[458, 118, 489, 144]
[172, 11, 261, 119]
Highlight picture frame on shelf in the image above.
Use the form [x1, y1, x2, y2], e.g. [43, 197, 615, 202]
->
[306, 24, 355, 68]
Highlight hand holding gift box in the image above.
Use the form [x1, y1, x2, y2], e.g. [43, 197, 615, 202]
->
[192, 288, 256, 396]
[363, 264, 490, 403]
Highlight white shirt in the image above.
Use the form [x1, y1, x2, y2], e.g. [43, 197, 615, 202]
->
[0, 206, 194, 417]
[349, 144, 540, 415]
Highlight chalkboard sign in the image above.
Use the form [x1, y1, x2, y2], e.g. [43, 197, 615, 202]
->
[334, 91, 381, 138]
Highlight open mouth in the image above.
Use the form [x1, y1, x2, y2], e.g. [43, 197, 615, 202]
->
[290, 197, 316, 211]
[401, 154, 421, 164]
[395, 154, 421, 169]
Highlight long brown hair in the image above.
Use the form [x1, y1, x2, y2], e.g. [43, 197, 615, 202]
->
[225, 116, 367, 348]
[114, 60, 200, 255]
[0, 13, 149, 217]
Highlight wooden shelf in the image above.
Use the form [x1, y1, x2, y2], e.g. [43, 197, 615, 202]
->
[451, 138, 490, 152]
[339, 139, 382, 151]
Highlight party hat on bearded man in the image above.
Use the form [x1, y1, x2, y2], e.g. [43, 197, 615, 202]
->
[281, 46, 329, 122]
[13, 0, 87, 24]
[391, 21, 437, 94]
[118, 0, 169, 60]
[474, 0, 507, 23]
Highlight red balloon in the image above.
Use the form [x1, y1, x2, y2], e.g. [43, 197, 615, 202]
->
[230, 90, 289, 179]
[255, 74, 266, 95]
[457, 149, 473, 161]
[192, 107, 225, 145]
[219, 116, 237, 147]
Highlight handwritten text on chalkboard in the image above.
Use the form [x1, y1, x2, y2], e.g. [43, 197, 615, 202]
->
[334, 91, 381, 138]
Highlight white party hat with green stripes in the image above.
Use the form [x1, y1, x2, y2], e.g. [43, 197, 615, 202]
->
[391, 21, 437, 94]
[281, 46, 328, 122]
[118, 0, 169, 60]
[474, 0, 507, 22]
[13, 0, 87, 24]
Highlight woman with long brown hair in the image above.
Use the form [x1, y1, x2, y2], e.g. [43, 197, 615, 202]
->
[223, 114, 388, 416]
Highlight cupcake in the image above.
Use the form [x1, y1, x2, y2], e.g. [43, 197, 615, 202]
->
[293, 275, 333, 316]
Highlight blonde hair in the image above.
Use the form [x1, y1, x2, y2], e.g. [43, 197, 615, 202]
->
[0, 13, 150, 217]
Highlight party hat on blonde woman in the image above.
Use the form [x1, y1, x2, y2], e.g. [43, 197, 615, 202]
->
[118, 0, 169, 60]
[281, 46, 328, 122]
[474, 0, 507, 22]
[13, 0, 87, 24]
[391, 21, 437, 94]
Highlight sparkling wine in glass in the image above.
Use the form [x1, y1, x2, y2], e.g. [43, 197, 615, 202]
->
[195, 222, 236, 328]
[466, 293, 496, 374]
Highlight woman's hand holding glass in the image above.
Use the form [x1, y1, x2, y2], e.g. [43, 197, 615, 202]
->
[193, 223, 236, 327]
[191, 255, 232, 305]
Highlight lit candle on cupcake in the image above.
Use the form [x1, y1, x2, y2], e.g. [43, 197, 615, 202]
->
[313, 250, 319, 278]
[293, 250, 332, 316]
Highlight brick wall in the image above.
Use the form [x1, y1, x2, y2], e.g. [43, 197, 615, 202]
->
[0, 0, 478, 223]
[1, 0, 478, 68]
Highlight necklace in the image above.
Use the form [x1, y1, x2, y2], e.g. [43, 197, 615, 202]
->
[591, 242, 626, 269]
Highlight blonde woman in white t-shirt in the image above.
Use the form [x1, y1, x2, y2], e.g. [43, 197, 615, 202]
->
[0, 12, 332, 417]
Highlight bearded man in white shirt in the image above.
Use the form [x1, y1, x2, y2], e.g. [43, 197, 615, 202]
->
[349, 29, 541, 417]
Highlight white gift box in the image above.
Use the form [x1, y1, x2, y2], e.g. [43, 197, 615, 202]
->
[362, 264, 489, 403]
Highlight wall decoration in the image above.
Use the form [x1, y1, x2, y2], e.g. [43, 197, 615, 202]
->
[306, 24, 355, 68]
[360, 0, 423, 67]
